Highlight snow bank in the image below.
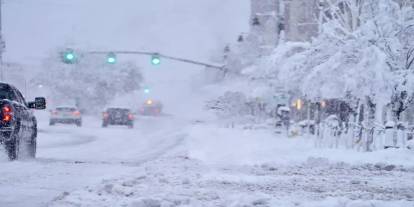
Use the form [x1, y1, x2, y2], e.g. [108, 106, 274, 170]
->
[186, 124, 414, 167]
[301, 198, 413, 207]
[0, 148, 8, 162]
[49, 156, 414, 207]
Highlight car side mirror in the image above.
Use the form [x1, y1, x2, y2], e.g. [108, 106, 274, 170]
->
[29, 97, 46, 110]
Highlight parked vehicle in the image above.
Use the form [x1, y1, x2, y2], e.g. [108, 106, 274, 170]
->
[102, 108, 134, 128]
[49, 106, 82, 127]
[0, 83, 46, 160]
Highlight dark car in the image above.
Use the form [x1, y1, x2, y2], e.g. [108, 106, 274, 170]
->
[102, 108, 134, 128]
[0, 83, 46, 160]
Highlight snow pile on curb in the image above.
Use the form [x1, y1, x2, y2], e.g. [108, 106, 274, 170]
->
[0, 148, 8, 162]
[186, 124, 414, 167]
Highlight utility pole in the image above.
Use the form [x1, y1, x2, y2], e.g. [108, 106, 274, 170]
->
[0, 0, 4, 81]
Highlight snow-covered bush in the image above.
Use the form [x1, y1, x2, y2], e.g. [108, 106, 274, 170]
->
[35, 48, 143, 112]
[206, 90, 277, 126]
[206, 91, 250, 119]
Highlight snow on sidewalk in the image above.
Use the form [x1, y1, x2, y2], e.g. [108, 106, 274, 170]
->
[186, 124, 414, 167]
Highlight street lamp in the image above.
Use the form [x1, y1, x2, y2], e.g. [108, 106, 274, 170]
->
[321, 100, 327, 108]
[295, 99, 303, 110]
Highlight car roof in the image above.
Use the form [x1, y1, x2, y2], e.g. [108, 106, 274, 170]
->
[56, 106, 77, 109]
[0, 83, 15, 90]
[0, 82, 12, 87]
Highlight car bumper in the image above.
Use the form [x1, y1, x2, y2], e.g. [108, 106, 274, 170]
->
[51, 118, 81, 123]
[104, 120, 133, 125]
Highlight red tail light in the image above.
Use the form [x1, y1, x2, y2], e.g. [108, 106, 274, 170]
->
[73, 111, 81, 116]
[52, 111, 58, 115]
[103, 112, 109, 119]
[128, 113, 134, 120]
[2, 105, 13, 122]
[3, 106, 11, 113]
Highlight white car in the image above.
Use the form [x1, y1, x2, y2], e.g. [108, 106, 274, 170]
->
[49, 106, 82, 127]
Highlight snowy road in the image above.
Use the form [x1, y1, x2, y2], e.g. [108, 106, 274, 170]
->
[0, 113, 188, 207]
[1, 112, 414, 207]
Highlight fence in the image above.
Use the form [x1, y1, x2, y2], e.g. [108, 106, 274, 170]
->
[314, 121, 411, 151]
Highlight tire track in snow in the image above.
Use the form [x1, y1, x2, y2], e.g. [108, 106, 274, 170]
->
[35, 133, 188, 167]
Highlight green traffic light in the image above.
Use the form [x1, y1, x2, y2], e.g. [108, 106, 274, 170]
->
[107, 57, 116, 64]
[62, 49, 77, 64]
[152, 58, 160, 65]
[107, 53, 117, 64]
[65, 53, 75, 60]
[151, 54, 161, 65]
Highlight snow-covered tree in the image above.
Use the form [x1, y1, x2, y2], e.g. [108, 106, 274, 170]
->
[273, 0, 414, 122]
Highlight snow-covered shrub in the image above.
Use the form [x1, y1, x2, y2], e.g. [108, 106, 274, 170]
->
[206, 91, 250, 119]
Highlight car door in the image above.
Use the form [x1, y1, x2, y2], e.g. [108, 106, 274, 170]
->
[12, 88, 33, 140]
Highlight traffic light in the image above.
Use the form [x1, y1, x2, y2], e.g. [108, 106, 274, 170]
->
[107, 52, 117, 64]
[143, 87, 150, 94]
[62, 49, 77, 64]
[151, 53, 161, 65]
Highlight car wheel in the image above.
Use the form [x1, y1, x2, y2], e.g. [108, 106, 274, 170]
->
[5, 137, 19, 161]
[26, 121, 37, 158]
[27, 136, 37, 159]
[128, 124, 134, 129]
[49, 120, 55, 126]
[102, 122, 108, 128]
[76, 121, 82, 127]
[5, 124, 21, 161]
[19, 135, 36, 159]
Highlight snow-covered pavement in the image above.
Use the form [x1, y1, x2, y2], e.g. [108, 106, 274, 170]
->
[50, 156, 414, 207]
[1, 112, 414, 207]
[0, 113, 187, 207]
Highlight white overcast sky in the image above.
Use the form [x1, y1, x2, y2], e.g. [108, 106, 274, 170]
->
[3, 0, 250, 65]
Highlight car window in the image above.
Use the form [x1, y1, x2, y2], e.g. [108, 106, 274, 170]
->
[108, 108, 129, 113]
[0, 84, 17, 101]
[56, 107, 76, 112]
[14, 89, 28, 106]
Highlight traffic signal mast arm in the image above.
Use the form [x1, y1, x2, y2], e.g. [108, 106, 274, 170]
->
[88, 50, 226, 71]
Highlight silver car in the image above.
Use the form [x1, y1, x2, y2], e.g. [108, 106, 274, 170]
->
[49, 106, 82, 127]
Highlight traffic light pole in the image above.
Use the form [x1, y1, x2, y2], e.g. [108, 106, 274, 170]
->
[88, 50, 226, 71]
[0, 0, 4, 81]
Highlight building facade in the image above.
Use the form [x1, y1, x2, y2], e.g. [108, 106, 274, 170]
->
[249, 0, 319, 51]
[249, 0, 280, 54]
[283, 0, 319, 42]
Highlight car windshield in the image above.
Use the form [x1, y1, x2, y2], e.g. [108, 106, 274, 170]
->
[107, 108, 129, 114]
